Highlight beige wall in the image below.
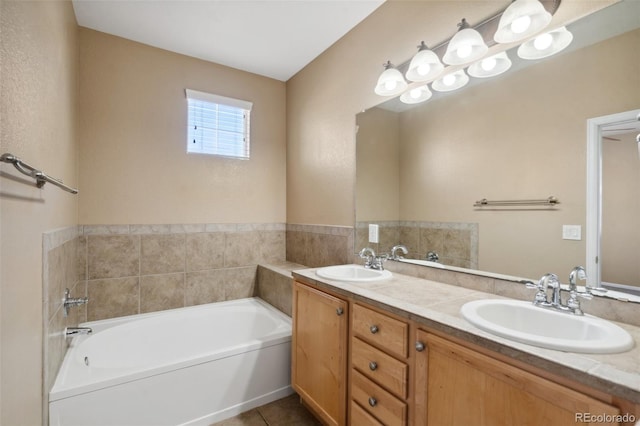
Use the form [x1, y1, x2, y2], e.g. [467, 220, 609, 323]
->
[285, 0, 613, 227]
[0, 1, 79, 424]
[355, 107, 400, 221]
[78, 29, 287, 225]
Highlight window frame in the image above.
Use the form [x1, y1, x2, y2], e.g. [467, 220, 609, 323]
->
[185, 89, 252, 159]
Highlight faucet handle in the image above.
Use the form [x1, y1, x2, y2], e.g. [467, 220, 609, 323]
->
[524, 277, 550, 305]
[520, 279, 538, 289]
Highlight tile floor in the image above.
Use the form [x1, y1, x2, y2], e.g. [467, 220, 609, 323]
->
[212, 393, 321, 426]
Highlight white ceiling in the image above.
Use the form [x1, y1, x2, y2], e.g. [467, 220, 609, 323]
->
[72, 0, 385, 82]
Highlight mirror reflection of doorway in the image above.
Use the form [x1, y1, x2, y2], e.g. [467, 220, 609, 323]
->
[600, 120, 640, 291]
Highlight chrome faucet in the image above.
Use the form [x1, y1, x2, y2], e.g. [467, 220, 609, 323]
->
[529, 273, 568, 311]
[65, 327, 92, 337]
[527, 270, 592, 315]
[567, 266, 592, 315]
[63, 288, 89, 317]
[359, 247, 376, 268]
[541, 273, 562, 307]
[358, 247, 387, 270]
[390, 245, 408, 260]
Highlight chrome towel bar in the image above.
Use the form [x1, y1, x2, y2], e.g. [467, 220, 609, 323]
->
[473, 196, 559, 207]
[1, 153, 78, 194]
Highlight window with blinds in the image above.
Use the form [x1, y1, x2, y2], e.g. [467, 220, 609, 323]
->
[185, 89, 252, 159]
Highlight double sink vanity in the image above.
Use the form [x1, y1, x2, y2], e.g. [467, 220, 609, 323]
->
[291, 264, 640, 426]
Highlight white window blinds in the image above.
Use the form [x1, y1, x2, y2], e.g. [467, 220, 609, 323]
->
[185, 89, 252, 159]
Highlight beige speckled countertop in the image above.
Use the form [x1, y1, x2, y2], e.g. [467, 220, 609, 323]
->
[292, 266, 640, 404]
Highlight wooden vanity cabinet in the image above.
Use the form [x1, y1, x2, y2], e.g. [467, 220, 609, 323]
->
[292, 281, 348, 426]
[350, 303, 411, 426]
[292, 280, 636, 426]
[413, 330, 623, 426]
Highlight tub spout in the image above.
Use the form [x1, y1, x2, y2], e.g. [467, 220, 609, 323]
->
[65, 327, 92, 337]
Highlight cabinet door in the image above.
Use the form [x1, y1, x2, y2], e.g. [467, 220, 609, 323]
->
[292, 281, 348, 426]
[414, 330, 621, 426]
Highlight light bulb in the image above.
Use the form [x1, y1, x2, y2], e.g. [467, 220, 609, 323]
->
[409, 88, 422, 99]
[384, 79, 397, 91]
[457, 44, 472, 59]
[510, 15, 531, 34]
[443, 74, 456, 86]
[417, 63, 431, 76]
[534, 33, 553, 50]
[481, 57, 497, 71]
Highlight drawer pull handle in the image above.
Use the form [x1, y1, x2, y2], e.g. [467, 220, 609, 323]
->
[370, 325, 379, 334]
[336, 307, 344, 316]
[415, 341, 426, 352]
[369, 361, 378, 371]
[368, 397, 377, 407]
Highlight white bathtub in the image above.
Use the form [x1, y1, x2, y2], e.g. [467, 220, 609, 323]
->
[49, 297, 293, 426]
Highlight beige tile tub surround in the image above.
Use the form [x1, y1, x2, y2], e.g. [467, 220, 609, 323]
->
[257, 262, 307, 316]
[286, 224, 354, 268]
[43, 227, 86, 425]
[82, 223, 285, 321]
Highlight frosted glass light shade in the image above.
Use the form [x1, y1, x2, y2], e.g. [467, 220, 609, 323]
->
[494, 0, 552, 43]
[468, 51, 512, 78]
[443, 26, 488, 65]
[517, 26, 573, 60]
[400, 85, 433, 104]
[432, 69, 469, 92]
[405, 44, 444, 82]
[374, 63, 408, 96]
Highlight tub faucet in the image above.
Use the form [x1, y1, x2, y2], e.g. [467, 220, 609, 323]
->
[63, 288, 89, 317]
[390, 245, 408, 260]
[65, 327, 92, 337]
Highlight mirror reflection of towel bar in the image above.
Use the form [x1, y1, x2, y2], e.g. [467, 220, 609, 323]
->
[0, 153, 78, 194]
[473, 196, 559, 207]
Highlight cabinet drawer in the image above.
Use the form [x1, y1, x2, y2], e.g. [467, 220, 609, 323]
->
[352, 337, 408, 398]
[351, 400, 384, 426]
[351, 370, 407, 426]
[352, 304, 408, 358]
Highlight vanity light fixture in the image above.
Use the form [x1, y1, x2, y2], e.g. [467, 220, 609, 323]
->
[432, 69, 469, 92]
[494, 0, 552, 43]
[405, 41, 444, 82]
[517, 26, 573, 59]
[468, 51, 512, 78]
[443, 19, 489, 66]
[374, 61, 408, 96]
[400, 85, 433, 104]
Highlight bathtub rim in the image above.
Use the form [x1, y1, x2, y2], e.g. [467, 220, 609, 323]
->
[50, 297, 291, 402]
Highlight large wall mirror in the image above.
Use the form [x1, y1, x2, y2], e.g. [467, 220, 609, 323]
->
[355, 0, 640, 301]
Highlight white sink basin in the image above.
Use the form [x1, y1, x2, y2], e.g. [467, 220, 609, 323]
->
[316, 265, 392, 282]
[460, 299, 634, 354]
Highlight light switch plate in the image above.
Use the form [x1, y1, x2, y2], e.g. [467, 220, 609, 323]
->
[368, 224, 379, 243]
[562, 225, 582, 241]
